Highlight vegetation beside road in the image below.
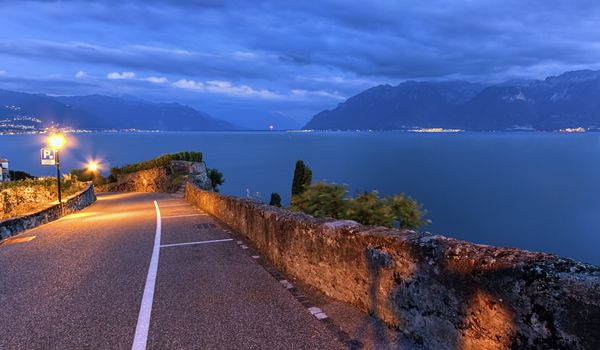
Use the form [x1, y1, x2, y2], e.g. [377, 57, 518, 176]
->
[70, 168, 107, 186]
[96, 151, 224, 192]
[207, 168, 224, 191]
[1, 177, 87, 220]
[109, 151, 203, 180]
[287, 160, 429, 229]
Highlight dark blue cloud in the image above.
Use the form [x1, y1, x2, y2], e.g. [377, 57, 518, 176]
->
[1, 0, 600, 125]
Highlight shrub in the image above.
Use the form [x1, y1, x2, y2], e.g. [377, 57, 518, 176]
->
[208, 168, 224, 191]
[345, 191, 395, 226]
[269, 192, 282, 207]
[290, 182, 348, 219]
[384, 194, 431, 229]
[290, 182, 429, 229]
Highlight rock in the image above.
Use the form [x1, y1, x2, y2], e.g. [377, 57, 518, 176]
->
[97, 160, 211, 193]
[171, 160, 212, 190]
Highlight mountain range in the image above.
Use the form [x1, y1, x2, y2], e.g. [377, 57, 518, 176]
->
[0, 90, 235, 132]
[304, 70, 600, 131]
[4, 69, 600, 133]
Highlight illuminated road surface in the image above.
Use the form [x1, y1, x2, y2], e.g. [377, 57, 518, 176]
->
[0, 192, 344, 349]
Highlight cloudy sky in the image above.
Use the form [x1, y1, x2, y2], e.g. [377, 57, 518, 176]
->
[1, 0, 600, 127]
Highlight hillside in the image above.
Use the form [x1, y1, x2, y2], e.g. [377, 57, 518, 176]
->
[304, 70, 600, 131]
[0, 90, 236, 132]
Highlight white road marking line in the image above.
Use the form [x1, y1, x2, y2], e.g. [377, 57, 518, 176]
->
[314, 312, 328, 320]
[236, 240, 243, 244]
[157, 204, 190, 208]
[2, 236, 37, 245]
[251, 255, 260, 259]
[240, 245, 248, 249]
[132, 201, 162, 350]
[160, 238, 234, 248]
[280, 280, 294, 289]
[308, 306, 323, 315]
[161, 214, 206, 219]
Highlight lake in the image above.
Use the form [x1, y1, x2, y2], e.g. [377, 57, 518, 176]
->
[1, 131, 599, 265]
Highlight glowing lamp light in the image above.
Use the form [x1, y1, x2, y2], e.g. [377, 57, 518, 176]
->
[87, 161, 99, 172]
[268, 124, 274, 130]
[48, 133, 67, 149]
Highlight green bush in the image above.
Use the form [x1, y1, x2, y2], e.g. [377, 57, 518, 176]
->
[290, 182, 348, 219]
[290, 182, 429, 230]
[110, 151, 203, 178]
[384, 194, 431, 229]
[345, 191, 395, 226]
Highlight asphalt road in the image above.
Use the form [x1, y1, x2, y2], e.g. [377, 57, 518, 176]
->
[0, 192, 345, 350]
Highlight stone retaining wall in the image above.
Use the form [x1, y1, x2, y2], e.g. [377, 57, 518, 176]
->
[96, 161, 211, 193]
[96, 167, 171, 193]
[0, 184, 96, 240]
[185, 182, 600, 350]
[0, 180, 86, 220]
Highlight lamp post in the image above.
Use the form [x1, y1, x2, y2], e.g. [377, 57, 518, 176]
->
[48, 133, 66, 204]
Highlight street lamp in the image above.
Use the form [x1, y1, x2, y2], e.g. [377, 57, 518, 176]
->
[49, 133, 66, 149]
[87, 161, 99, 172]
[48, 133, 67, 204]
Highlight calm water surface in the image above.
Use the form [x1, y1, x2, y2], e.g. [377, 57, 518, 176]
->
[1, 131, 599, 265]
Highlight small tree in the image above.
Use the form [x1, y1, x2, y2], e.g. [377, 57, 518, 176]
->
[269, 192, 282, 207]
[345, 191, 395, 227]
[290, 182, 348, 219]
[384, 194, 430, 229]
[291, 160, 312, 196]
[208, 168, 224, 192]
[290, 183, 430, 230]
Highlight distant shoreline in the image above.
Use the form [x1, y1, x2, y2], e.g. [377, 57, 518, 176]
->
[1, 129, 595, 136]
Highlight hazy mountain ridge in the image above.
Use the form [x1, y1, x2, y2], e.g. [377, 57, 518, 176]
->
[0, 90, 236, 131]
[304, 70, 600, 131]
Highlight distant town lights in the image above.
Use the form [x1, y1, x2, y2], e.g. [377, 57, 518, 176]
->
[48, 133, 67, 149]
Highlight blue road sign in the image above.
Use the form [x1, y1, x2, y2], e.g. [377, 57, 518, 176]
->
[41, 148, 56, 166]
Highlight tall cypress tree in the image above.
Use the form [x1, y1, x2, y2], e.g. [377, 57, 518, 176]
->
[291, 160, 312, 196]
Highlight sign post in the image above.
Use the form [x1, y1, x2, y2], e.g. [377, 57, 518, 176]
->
[40, 147, 62, 204]
[40, 148, 56, 166]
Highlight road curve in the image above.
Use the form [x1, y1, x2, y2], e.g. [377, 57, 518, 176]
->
[0, 192, 344, 350]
